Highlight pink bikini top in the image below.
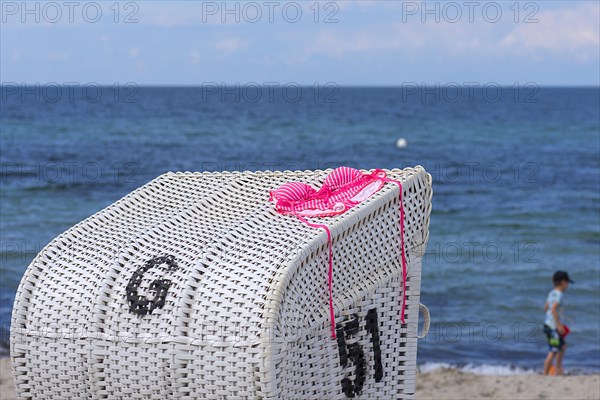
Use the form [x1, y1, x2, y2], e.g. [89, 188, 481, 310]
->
[269, 167, 408, 339]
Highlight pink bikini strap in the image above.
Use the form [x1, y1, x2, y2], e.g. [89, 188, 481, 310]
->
[296, 215, 336, 339]
[377, 176, 408, 324]
[291, 171, 407, 340]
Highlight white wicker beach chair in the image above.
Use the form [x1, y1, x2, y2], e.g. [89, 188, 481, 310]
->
[11, 167, 432, 399]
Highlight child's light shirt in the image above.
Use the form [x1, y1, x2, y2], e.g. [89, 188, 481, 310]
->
[545, 289, 563, 329]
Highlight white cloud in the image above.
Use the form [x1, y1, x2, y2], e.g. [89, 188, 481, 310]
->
[47, 52, 68, 61]
[128, 48, 140, 58]
[298, 23, 458, 60]
[215, 38, 244, 53]
[295, 3, 599, 64]
[189, 51, 201, 65]
[140, 2, 202, 27]
[135, 60, 145, 73]
[499, 3, 599, 61]
[337, 0, 382, 11]
[99, 35, 112, 54]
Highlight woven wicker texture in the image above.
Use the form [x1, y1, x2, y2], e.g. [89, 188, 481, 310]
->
[11, 167, 432, 399]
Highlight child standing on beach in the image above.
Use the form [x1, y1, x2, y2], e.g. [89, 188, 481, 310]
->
[543, 270, 574, 376]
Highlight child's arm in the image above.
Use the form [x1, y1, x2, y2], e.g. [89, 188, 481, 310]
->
[551, 302, 564, 334]
[544, 301, 548, 312]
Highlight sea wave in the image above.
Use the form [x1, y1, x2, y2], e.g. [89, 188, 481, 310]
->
[418, 362, 596, 376]
[419, 362, 535, 375]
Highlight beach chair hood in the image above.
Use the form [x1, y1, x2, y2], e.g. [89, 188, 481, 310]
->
[11, 167, 432, 399]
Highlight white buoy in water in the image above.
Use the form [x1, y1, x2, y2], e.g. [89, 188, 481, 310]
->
[396, 138, 408, 149]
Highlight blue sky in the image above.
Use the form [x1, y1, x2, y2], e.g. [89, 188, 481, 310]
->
[1, 1, 599, 85]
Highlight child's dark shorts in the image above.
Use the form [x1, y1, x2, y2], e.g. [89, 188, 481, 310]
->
[544, 324, 565, 353]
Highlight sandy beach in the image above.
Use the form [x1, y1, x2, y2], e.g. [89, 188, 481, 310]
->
[416, 367, 600, 400]
[1, 358, 598, 399]
[1, 358, 16, 400]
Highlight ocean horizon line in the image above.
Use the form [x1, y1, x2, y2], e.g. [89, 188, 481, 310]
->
[1, 84, 600, 89]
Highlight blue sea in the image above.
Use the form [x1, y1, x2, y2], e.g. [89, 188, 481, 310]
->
[1, 86, 599, 373]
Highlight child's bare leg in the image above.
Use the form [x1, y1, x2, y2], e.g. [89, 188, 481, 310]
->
[555, 345, 567, 375]
[543, 351, 556, 375]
